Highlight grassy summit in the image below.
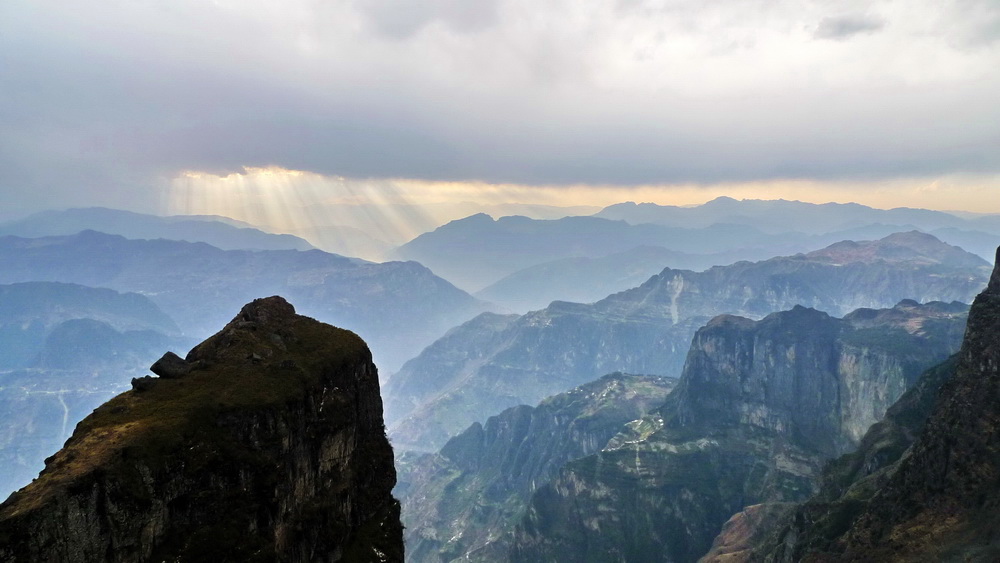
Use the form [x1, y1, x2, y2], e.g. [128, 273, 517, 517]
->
[0, 296, 369, 519]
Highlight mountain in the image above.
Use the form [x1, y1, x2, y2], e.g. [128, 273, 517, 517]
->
[0, 230, 489, 373]
[394, 214, 822, 292]
[384, 232, 988, 451]
[0, 297, 403, 562]
[0, 281, 179, 369]
[0, 207, 314, 251]
[0, 282, 195, 499]
[476, 246, 716, 313]
[594, 197, 986, 236]
[752, 246, 1000, 560]
[298, 202, 604, 248]
[397, 373, 677, 563]
[507, 300, 968, 562]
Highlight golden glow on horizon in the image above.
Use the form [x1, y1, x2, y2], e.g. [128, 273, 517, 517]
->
[167, 166, 1000, 259]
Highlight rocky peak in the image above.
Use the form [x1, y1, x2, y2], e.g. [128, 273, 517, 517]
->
[0, 296, 403, 562]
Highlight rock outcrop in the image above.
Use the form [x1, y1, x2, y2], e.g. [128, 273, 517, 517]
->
[0, 296, 403, 562]
[508, 300, 968, 563]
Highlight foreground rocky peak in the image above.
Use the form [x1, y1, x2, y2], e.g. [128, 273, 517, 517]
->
[0, 296, 403, 562]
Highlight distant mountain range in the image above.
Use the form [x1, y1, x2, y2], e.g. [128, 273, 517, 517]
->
[393, 204, 999, 298]
[0, 207, 314, 251]
[595, 196, 1000, 236]
[384, 232, 989, 452]
[0, 230, 489, 373]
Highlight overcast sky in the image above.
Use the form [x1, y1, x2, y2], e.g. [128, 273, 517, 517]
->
[2, 0, 999, 219]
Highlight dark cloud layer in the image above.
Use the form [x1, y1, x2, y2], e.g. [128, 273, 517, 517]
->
[814, 15, 886, 40]
[0, 0, 998, 217]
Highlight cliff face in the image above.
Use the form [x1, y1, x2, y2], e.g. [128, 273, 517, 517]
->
[747, 356, 959, 562]
[508, 300, 967, 563]
[773, 245, 1000, 561]
[0, 296, 403, 562]
[397, 373, 676, 563]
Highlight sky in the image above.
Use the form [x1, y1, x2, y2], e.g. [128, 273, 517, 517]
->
[2, 0, 999, 223]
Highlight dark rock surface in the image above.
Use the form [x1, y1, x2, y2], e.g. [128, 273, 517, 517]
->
[0, 296, 403, 562]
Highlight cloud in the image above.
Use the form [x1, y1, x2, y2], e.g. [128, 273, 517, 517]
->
[356, 0, 501, 39]
[0, 0, 999, 218]
[814, 14, 886, 41]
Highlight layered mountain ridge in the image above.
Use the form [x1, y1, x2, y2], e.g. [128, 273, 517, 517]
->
[0, 230, 489, 372]
[385, 232, 987, 452]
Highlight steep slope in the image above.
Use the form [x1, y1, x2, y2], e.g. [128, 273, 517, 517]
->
[745, 356, 959, 561]
[385, 232, 987, 451]
[0, 296, 402, 562]
[398, 373, 677, 563]
[0, 230, 489, 372]
[385, 303, 704, 449]
[508, 300, 967, 563]
[759, 246, 1000, 561]
[0, 207, 314, 251]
